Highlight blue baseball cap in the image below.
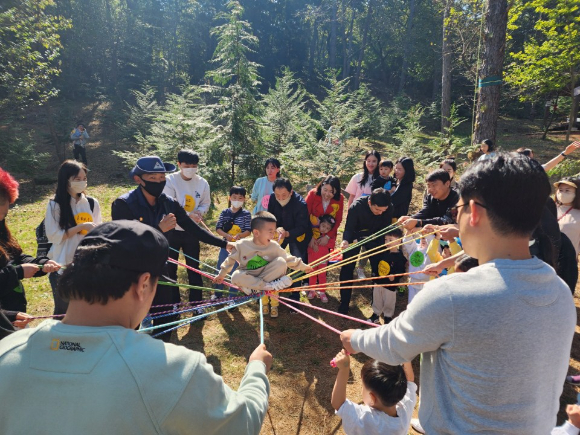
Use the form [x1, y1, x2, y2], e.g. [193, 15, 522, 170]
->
[129, 156, 176, 178]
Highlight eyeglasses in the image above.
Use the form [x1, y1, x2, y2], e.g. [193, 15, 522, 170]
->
[448, 201, 487, 221]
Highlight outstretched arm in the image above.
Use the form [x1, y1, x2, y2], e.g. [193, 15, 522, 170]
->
[542, 142, 580, 172]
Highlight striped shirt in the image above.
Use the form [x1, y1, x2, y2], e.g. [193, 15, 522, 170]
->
[216, 208, 252, 238]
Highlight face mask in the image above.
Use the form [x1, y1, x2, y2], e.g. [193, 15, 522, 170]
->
[557, 190, 576, 205]
[231, 200, 244, 209]
[181, 167, 198, 178]
[69, 181, 87, 194]
[140, 178, 166, 198]
[277, 196, 291, 207]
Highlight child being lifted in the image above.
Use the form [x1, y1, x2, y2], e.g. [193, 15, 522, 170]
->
[213, 211, 313, 317]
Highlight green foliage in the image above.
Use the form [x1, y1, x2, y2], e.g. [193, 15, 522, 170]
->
[261, 68, 320, 156]
[505, 0, 580, 101]
[546, 158, 580, 182]
[393, 104, 426, 156]
[428, 103, 469, 159]
[0, 0, 71, 112]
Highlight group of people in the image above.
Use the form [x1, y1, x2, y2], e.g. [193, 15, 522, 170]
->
[1, 138, 580, 434]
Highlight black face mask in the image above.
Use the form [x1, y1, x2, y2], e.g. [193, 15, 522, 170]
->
[140, 178, 166, 198]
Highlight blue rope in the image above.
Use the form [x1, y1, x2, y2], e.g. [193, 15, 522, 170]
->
[259, 298, 265, 345]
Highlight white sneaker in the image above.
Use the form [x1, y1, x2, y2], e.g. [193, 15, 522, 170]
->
[266, 275, 293, 291]
[356, 267, 366, 279]
[410, 418, 425, 434]
[278, 275, 293, 288]
[262, 283, 274, 291]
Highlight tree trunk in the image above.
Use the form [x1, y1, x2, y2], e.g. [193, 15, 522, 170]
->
[342, 11, 355, 79]
[473, 0, 508, 145]
[441, 0, 452, 133]
[329, 0, 338, 70]
[566, 68, 577, 141]
[542, 94, 559, 140]
[354, 0, 373, 90]
[309, 22, 318, 77]
[398, 0, 417, 94]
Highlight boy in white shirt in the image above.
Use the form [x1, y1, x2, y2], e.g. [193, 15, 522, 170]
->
[163, 150, 211, 304]
[331, 349, 416, 435]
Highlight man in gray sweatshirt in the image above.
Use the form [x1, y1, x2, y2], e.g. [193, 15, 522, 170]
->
[341, 153, 576, 434]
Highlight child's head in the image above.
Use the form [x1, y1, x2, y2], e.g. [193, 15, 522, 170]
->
[441, 243, 452, 259]
[229, 185, 246, 208]
[251, 211, 277, 245]
[385, 228, 403, 250]
[319, 214, 336, 235]
[361, 360, 407, 409]
[454, 254, 479, 273]
[379, 160, 393, 178]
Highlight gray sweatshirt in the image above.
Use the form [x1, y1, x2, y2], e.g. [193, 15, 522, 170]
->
[351, 258, 576, 434]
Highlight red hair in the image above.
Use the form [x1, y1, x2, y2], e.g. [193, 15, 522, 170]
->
[0, 168, 19, 204]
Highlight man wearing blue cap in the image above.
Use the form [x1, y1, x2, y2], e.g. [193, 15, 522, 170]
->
[112, 156, 234, 342]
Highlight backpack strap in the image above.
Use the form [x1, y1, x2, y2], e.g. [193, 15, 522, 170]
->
[87, 197, 95, 212]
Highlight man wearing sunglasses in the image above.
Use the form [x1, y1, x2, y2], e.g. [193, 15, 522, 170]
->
[340, 153, 576, 434]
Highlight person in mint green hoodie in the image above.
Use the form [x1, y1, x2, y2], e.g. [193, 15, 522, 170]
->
[0, 220, 272, 435]
[250, 157, 281, 213]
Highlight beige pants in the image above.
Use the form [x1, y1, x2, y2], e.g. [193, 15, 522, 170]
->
[231, 257, 288, 291]
[372, 285, 396, 317]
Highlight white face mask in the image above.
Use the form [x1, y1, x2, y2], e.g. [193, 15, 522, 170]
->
[231, 200, 244, 209]
[181, 167, 198, 178]
[557, 190, 576, 205]
[277, 196, 291, 207]
[69, 180, 87, 194]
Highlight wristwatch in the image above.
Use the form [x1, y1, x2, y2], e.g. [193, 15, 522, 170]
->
[561, 151, 568, 159]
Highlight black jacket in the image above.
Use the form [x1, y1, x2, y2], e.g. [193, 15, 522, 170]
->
[370, 249, 407, 288]
[0, 253, 48, 312]
[267, 191, 311, 250]
[390, 182, 413, 218]
[112, 188, 226, 249]
[413, 188, 459, 226]
[343, 196, 394, 249]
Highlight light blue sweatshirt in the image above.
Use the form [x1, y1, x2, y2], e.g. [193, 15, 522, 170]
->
[0, 320, 270, 434]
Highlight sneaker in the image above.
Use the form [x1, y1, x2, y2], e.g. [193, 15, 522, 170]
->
[411, 418, 426, 434]
[270, 306, 279, 318]
[262, 304, 270, 315]
[357, 267, 366, 279]
[307, 291, 316, 300]
[318, 292, 329, 303]
[566, 375, 580, 385]
[383, 316, 392, 324]
[267, 275, 293, 291]
[368, 313, 380, 324]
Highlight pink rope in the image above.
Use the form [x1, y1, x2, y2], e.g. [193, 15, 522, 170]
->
[277, 296, 379, 328]
[276, 298, 342, 334]
[167, 258, 239, 290]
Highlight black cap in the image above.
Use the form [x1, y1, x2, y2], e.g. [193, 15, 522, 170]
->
[76, 220, 169, 277]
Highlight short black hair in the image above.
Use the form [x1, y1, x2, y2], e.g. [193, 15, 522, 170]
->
[177, 149, 199, 164]
[459, 153, 550, 237]
[251, 211, 277, 231]
[482, 139, 494, 152]
[361, 360, 407, 407]
[386, 227, 403, 239]
[229, 185, 247, 196]
[380, 160, 394, 169]
[369, 188, 391, 207]
[273, 177, 292, 192]
[57, 244, 159, 304]
[516, 147, 533, 158]
[455, 254, 479, 273]
[426, 169, 451, 184]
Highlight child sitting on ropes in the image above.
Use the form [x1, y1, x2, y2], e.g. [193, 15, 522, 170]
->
[213, 211, 313, 318]
[368, 227, 407, 324]
[306, 214, 337, 302]
[331, 349, 416, 435]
